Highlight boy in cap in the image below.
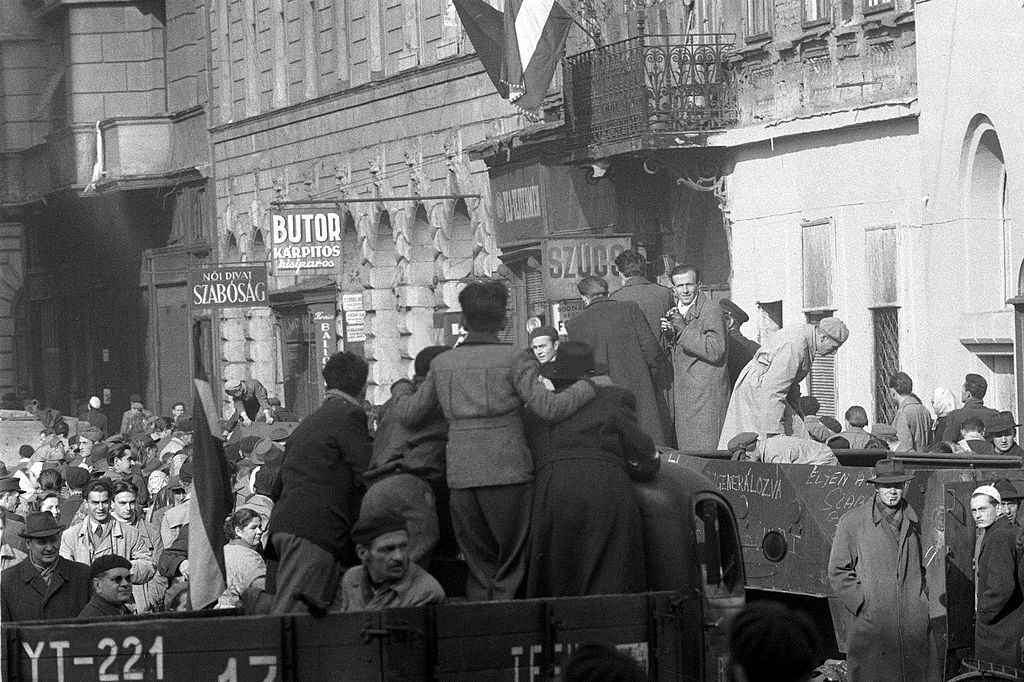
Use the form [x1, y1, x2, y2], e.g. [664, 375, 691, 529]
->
[337, 511, 445, 612]
[971, 484, 1024, 666]
[79, 554, 134, 618]
[1, 512, 92, 621]
[719, 317, 849, 449]
[828, 459, 932, 681]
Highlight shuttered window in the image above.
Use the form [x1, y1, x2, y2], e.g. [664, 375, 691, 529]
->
[806, 310, 836, 417]
[802, 218, 834, 311]
[873, 307, 899, 423]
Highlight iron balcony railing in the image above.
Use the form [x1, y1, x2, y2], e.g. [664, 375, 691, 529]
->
[563, 34, 738, 149]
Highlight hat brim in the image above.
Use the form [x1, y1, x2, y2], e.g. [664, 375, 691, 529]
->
[866, 474, 914, 484]
[19, 525, 65, 539]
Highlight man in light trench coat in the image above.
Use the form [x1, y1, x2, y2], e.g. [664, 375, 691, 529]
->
[828, 458, 934, 681]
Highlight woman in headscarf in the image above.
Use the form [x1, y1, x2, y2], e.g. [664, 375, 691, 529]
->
[524, 341, 659, 598]
[930, 387, 958, 448]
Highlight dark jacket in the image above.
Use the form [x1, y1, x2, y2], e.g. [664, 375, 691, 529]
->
[828, 497, 932, 682]
[726, 328, 759, 389]
[367, 381, 447, 486]
[78, 594, 131, 618]
[268, 391, 371, 560]
[609, 276, 674, 339]
[158, 523, 188, 578]
[942, 397, 1000, 443]
[392, 333, 594, 489]
[1, 557, 92, 622]
[566, 298, 669, 446]
[976, 515, 1024, 666]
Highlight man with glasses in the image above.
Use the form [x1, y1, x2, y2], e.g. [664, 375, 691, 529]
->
[59, 479, 155, 611]
[78, 554, 134, 618]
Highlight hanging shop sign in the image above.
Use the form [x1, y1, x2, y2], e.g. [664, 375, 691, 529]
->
[309, 304, 338, 369]
[271, 210, 344, 274]
[187, 265, 268, 308]
[543, 236, 631, 301]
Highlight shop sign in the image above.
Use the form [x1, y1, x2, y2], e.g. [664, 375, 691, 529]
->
[491, 163, 544, 247]
[309, 304, 337, 369]
[543, 237, 631, 301]
[271, 210, 344, 273]
[341, 293, 366, 343]
[187, 265, 268, 308]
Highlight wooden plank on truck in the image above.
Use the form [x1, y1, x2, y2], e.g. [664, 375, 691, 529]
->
[434, 600, 545, 679]
[8, 613, 282, 682]
[291, 611, 382, 680]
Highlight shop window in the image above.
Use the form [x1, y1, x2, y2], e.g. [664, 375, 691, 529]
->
[745, 0, 772, 39]
[806, 310, 837, 417]
[872, 307, 899, 423]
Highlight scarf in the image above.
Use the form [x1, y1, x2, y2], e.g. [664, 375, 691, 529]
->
[875, 496, 905, 538]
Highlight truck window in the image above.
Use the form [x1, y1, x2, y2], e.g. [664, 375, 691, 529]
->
[694, 494, 743, 595]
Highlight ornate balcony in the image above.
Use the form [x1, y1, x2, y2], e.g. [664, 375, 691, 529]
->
[563, 34, 738, 155]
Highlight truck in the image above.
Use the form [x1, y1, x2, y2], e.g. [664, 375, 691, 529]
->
[671, 448, 1024, 681]
[0, 461, 746, 681]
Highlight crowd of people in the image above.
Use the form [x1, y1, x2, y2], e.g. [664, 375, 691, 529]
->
[1, 249, 1022, 680]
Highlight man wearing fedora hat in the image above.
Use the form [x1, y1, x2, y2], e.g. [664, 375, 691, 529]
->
[971, 484, 1024, 667]
[989, 411, 1024, 458]
[719, 317, 849, 449]
[1, 512, 92, 621]
[828, 459, 932, 681]
[0, 476, 27, 523]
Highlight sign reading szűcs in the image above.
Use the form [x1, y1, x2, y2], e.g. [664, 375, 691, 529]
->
[271, 210, 344, 274]
[543, 236, 631, 301]
[188, 265, 268, 308]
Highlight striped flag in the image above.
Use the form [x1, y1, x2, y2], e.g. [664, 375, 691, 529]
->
[501, 0, 573, 112]
[455, 0, 573, 113]
[188, 378, 234, 609]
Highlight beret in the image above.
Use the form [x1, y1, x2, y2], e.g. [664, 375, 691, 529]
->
[819, 317, 849, 345]
[871, 423, 897, 439]
[64, 467, 91, 488]
[718, 298, 749, 325]
[727, 432, 759, 451]
[529, 326, 560, 343]
[351, 510, 408, 547]
[820, 416, 843, 434]
[18, 444, 35, 459]
[972, 485, 1002, 505]
[90, 554, 132, 580]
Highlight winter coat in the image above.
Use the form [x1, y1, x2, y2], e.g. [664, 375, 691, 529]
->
[828, 498, 933, 682]
[218, 540, 266, 608]
[60, 517, 156, 585]
[665, 291, 729, 450]
[1, 557, 92, 622]
[976, 515, 1024, 667]
[893, 395, 933, 452]
[566, 298, 669, 446]
[124, 516, 166, 613]
[268, 390, 370, 561]
[392, 332, 595, 489]
[718, 324, 817, 449]
[942, 397, 1000, 443]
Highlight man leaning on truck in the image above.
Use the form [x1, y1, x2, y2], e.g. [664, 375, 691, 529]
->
[827, 459, 933, 681]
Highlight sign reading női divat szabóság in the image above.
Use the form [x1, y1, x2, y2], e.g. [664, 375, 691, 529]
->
[271, 210, 344, 273]
[188, 265, 268, 308]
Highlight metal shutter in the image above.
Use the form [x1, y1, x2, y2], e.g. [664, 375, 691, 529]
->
[806, 311, 836, 417]
[873, 307, 900, 423]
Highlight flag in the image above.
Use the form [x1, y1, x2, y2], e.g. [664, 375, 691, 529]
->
[453, 0, 509, 98]
[188, 378, 234, 609]
[502, 0, 573, 112]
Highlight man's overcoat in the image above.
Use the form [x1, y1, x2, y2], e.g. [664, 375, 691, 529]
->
[718, 324, 816, 449]
[565, 298, 669, 446]
[1, 556, 92, 622]
[666, 291, 729, 449]
[828, 499, 933, 682]
[976, 515, 1024, 667]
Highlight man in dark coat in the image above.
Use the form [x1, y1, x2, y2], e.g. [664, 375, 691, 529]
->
[566, 275, 669, 447]
[225, 377, 275, 428]
[719, 298, 759, 390]
[78, 554, 134, 618]
[1, 512, 92, 622]
[662, 265, 729, 450]
[990, 411, 1024, 458]
[943, 373, 1000, 443]
[391, 280, 598, 601]
[971, 485, 1024, 667]
[828, 459, 932, 681]
[610, 248, 674, 444]
[267, 351, 372, 614]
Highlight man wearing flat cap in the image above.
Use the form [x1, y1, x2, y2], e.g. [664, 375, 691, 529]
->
[726, 431, 837, 465]
[718, 298, 760, 390]
[337, 511, 445, 612]
[971, 484, 1024, 666]
[719, 317, 849, 449]
[78, 554, 134, 618]
[224, 377, 274, 431]
[828, 459, 933, 681]
[992, 478, 1022, 525]
[1, 512, 92, 621]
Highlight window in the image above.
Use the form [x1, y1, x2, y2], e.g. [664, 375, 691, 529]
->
[807, 310, 836, 417]
[873, 307, 899, 423]
[863, 0, 893, 12]
[745, 0, 772, 38]
[758, 301, 782, 345]
[803, 0, 829, 24]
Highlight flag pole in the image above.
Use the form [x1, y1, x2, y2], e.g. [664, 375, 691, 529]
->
[555, 0, 603, 46]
